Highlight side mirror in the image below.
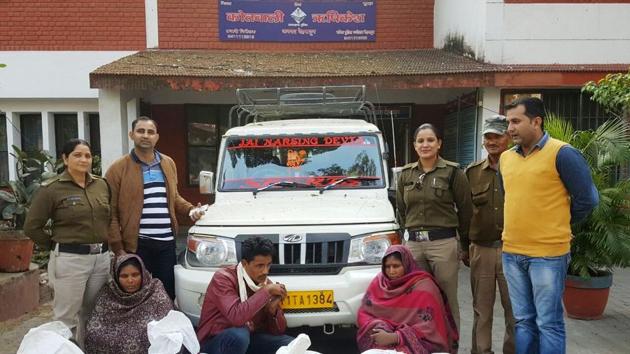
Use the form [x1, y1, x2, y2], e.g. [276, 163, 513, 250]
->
[199, 171, 215, 195]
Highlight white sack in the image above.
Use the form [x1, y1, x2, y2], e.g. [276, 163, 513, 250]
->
[17, 321, 83, 354]
[147, 310, 200, 354]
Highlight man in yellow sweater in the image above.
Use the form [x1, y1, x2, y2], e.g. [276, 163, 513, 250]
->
[499, 97, 598, 354]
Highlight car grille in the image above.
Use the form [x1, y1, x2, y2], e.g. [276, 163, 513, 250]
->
[281, 241, 345, 264]
[235, 233, 350, 275]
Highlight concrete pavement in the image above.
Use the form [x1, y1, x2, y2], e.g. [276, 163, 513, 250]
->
[457, 266, 630, 354]
[1, 267, 629, 353]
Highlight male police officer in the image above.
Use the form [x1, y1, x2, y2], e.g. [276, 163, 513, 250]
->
[465, 116, 515, 354]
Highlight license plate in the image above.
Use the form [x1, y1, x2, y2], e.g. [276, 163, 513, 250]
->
[282, 290, 334, 309]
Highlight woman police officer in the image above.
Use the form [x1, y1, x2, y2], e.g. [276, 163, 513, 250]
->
[24, 139, 111, 348]
[396, 123, 473, 331]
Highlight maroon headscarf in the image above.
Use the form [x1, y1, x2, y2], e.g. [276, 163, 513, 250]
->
[356, 245, 459, 354]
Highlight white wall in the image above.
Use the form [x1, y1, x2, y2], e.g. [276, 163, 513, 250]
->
[434, 0, 488, 60]
[435, 1, 630, 65]
[486, 2, 630, 64]
[99, 88, 130, 173]
[0, 99, 98, 113]
[476, 87, 502, 160]
[0, 51, 135, 98]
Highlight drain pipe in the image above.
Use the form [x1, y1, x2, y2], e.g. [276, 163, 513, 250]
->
[323, 323, 335, 335]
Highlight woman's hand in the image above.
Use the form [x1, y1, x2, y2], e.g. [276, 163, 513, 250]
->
[370, 328, 399, 346]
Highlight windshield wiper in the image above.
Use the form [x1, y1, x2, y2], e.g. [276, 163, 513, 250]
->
[253, 181, 315, 197]
[319, 176, 381, 194]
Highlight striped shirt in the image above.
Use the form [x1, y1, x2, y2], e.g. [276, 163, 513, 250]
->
[135, 151, 174, 241]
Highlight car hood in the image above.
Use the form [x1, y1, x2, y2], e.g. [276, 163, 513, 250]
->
[196, 195, 395, 226]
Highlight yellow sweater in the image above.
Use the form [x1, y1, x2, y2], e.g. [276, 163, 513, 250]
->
[500, 137, 571, 257]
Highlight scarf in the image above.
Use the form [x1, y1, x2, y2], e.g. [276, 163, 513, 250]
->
[236, 261, 268, 302]
[84, 254, 174, 354]
[356, 245, 459, 354]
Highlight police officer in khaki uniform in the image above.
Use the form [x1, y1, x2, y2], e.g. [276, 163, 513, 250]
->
[396, 123, 473, 332]
[24, 139, 111, 348]
[464, 116, 515, 354]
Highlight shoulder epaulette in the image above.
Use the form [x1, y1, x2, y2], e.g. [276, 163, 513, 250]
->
[40, 176, 60, 187]
[443, 159, 460, 168]
[401, 162, 418, 171]
[465, 159, 484, 172]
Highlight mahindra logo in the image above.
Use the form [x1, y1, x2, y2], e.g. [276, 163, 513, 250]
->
[283, 234, 304, 243]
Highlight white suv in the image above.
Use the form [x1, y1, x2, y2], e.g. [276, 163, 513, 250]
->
[174, 86, 400, 330]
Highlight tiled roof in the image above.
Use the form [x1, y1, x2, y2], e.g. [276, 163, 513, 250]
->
[92, 49, 629, 78]
[90, 49, 629, 90]
[91, 49, 500, 78]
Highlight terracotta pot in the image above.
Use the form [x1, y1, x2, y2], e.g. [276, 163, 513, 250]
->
[563, 272, 613, 320]
[0, 231, 34, 272]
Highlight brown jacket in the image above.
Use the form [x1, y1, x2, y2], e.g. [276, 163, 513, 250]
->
[196, 266, 287, 342]
[105, 153, 193, 253]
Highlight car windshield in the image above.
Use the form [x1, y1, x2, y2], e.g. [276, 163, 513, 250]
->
[219, 134, 385, 191]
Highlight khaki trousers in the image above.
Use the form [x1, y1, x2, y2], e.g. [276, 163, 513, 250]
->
[48, 248, 110, 348]
[406, 237, 460, 331]
[469, 243, 515, 354]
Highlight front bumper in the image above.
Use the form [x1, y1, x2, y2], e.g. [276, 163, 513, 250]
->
[174, 264, 379, 327]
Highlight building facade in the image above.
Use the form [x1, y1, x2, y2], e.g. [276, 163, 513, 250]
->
[1, 0, 629, 202]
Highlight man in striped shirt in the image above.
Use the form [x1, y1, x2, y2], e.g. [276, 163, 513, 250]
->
[106, 117, 205, 300]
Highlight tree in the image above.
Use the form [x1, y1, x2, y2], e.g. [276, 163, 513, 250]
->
[582, 70, 630, 117]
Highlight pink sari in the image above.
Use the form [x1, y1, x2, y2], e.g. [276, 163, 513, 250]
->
[356, 245, 458, 354]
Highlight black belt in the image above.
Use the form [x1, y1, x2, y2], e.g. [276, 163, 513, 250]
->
[408, 228, 456, 242]
[57, 243, 107, 255]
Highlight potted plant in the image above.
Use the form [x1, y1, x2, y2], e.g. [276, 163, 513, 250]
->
[0, 146, 58, 272]
[545, 113, 630, 320]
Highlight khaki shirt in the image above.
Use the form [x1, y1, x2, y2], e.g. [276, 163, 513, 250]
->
[24, 171, 111, 250]
[396, 157, 473, 247]
[465, 158, 503, 248]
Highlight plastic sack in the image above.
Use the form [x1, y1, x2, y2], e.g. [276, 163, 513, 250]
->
[17, 321, 83, 354]
[360, 350, 405, 354]
[147, 310, 200, 354]
[275, 333, 321, 354]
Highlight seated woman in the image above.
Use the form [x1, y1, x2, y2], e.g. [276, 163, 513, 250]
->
[84, 254, 174, 354]
[357, 245, 459, 354]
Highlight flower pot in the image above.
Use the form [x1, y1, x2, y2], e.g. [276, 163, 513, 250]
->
[0, 230, 34, 272]
[563, 272, 613, 320]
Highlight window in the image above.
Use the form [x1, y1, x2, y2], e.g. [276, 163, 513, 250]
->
[502, 92, 542, 108]
[88, 113, 101, 156]
[501, 90, 608, 130]
[54, 114, 78, 158]
[186, 105, 229, 185]
[20, 114, 42, 153]
[220, 134, 384, 191]
[442, 93, 478, 167]
[0, 114, 8, 182]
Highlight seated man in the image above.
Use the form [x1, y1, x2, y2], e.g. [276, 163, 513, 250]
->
[197, 237, 293, 354]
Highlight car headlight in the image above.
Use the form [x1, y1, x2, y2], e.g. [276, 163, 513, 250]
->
[348, 231, 401, 264]
[187, 235, 237, 267]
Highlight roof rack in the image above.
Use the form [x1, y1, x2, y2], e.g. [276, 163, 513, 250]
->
[228, 85, 377, 127]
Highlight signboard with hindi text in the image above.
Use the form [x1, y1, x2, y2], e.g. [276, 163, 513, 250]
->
[219, 0, 376, 42]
